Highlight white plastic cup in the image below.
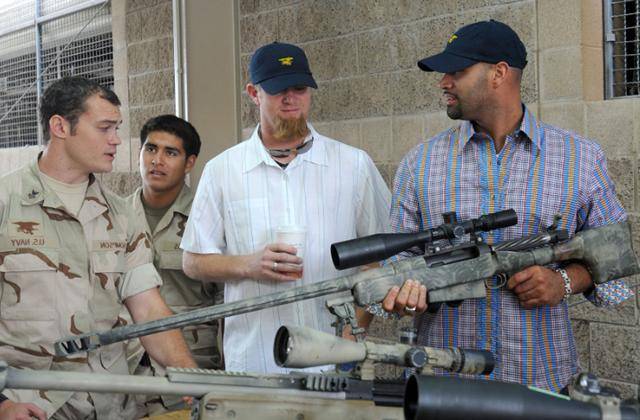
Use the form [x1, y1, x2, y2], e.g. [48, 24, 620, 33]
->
[274, 226, 306, 259]
[275, 226, 306, 279]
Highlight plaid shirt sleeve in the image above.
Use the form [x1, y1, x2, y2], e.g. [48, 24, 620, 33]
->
[582, 145, 634, 306]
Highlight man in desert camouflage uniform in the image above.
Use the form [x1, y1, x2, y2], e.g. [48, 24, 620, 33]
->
[126, 115, 223, 415]
[0, 77, 196, 420]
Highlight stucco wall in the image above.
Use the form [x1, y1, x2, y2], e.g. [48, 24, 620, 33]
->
[239, 0, 640, 395]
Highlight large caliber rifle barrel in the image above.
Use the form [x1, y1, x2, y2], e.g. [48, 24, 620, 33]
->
[404, 375, 640, 420]
[0, 361, 345, 400]
[331, 209, 517, 270]
[273, 326, 494, 375]
[55, 221, 639, 357]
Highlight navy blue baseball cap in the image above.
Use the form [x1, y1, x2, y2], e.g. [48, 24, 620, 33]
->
[249, 42, 318, 95]
[418, 20, 527, 73]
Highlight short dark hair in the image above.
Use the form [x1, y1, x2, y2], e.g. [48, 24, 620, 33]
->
[40, 76, 120, 142]
[140, 115, 201, 157]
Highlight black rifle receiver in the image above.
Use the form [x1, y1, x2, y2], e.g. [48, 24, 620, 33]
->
[331, 209, 517, 270]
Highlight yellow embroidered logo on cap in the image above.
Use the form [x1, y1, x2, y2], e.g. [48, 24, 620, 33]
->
[278, 56, 294, 66]
[448, 34, 458, 44]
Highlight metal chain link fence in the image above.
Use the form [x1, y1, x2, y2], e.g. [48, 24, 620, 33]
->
[0, 0, 113, 148]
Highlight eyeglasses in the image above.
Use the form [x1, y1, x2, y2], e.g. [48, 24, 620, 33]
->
[267, 137, 314, 158]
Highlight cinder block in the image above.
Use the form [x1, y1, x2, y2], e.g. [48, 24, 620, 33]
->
[330, 119, 360, 148]
[241, 93, 259, 128]
[539, 101, 585, 136]
[569, 293, 637, 326]
[240, 11, 278, 54]
[305, 35, 358, 81]
[391, 0, 459, 21]
[127, 37, 173, 75]
[276, 5, 301, 44]
[128, 70, 175, 106]
[240, 54, 252, 86]
[313, 75, 392, 121]
[126, 2, 173, 44]
[484, 2, 537, 52]
[239, 0, 257, 15]
[392, 69, 442, 116]
[377, 163, 398, 189]
[585, 99, 635, 158]
[392, 115, 424, 163]
[352, 0, 392, 32]
[590, 323, 640, 383]
[538, 0, 581, 49]
[423, 110, 456, 140]
[358, 28, 398, 74]
[255, 0, 299, 12]
[606, 157, 635, 211]
[360, 117, 392, 163]
[571, 319, 590, 371]
[126, 0, 170, 15]
[599, 378, 638, 401]
[310, 121, 335, 140]
[627, 214, 640, 260]
[129, 102, 175, 140]
[540, 47, 583, 101]
[521, 53, 538, 104]
[293, 0, 356, 43]
[395, 15, 460, 70]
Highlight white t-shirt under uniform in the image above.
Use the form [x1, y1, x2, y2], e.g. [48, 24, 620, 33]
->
[180, 124, 391, 373]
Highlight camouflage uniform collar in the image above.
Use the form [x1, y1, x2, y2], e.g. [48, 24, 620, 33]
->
[23, 157, 105, 219]
[134, 183, 193, 235]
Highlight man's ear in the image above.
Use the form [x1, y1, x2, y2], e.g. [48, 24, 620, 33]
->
[246, 83, 260, 106]
[48, 115, 70, 139]
[184, 154, 196, 174]
[491, 62, 510, 88]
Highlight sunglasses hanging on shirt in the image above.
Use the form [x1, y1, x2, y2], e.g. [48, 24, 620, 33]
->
[267, 138, 314, 158]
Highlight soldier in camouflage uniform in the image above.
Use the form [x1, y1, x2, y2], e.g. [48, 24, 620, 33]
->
[125, 115, 223, 415]
[0, 77, 196, 420]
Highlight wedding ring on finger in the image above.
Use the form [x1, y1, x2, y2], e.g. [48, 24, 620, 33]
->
[403, 306, 417, 315]
[272, 261, 278, 271]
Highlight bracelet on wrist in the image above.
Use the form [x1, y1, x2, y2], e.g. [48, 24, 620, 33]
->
[556, 268, 573, 301]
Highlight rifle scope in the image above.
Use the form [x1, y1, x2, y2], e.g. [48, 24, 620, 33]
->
[331, 209, 517, 270]
[404, 375, 640, 420]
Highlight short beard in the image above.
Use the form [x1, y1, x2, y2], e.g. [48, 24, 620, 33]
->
[273, 115, 309, 141]
[446, 103, 463, 120]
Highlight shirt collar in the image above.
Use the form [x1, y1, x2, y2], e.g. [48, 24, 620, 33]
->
[457, 104, 543, 152]
[243, 123, 328, 173]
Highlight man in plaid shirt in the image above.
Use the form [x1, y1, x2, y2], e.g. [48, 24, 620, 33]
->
[380, 20, 633, 391]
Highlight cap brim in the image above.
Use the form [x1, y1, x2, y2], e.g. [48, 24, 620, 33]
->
[417, 52, 479, 73]
[259, 73, 318, 95]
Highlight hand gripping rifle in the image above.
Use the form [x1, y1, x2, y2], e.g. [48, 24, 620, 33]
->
[54, 212, 640, 356]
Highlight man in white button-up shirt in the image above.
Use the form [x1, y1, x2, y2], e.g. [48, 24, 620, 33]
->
[181, 42, 391, 373]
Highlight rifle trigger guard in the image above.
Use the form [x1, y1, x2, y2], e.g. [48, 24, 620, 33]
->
[485, 273, 508, 290]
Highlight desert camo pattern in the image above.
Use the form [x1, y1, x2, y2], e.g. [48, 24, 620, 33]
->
[0, 159, 161, 419]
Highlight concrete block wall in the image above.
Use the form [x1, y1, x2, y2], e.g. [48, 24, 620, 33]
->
[239, 0, 640, 394]
[101, 0, 175, 195]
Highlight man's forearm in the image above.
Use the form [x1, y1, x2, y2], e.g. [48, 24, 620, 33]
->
[565, 262, 593, 295]
[140, 328, 196, 369]
[183, 251, 251, 282]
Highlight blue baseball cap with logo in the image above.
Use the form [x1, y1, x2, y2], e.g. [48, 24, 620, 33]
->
[418, 20, 527, 73]
[249, 42, 318, 95]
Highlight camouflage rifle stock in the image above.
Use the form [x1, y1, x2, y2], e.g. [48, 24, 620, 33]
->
[54, 221, 639, 357]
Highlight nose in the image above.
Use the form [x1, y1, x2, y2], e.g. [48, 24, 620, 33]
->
[111, 130, 122, 146]
[439, 73, 453, 89]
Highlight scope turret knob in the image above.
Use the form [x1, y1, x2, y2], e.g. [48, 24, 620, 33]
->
[405, 347, 427, 368]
